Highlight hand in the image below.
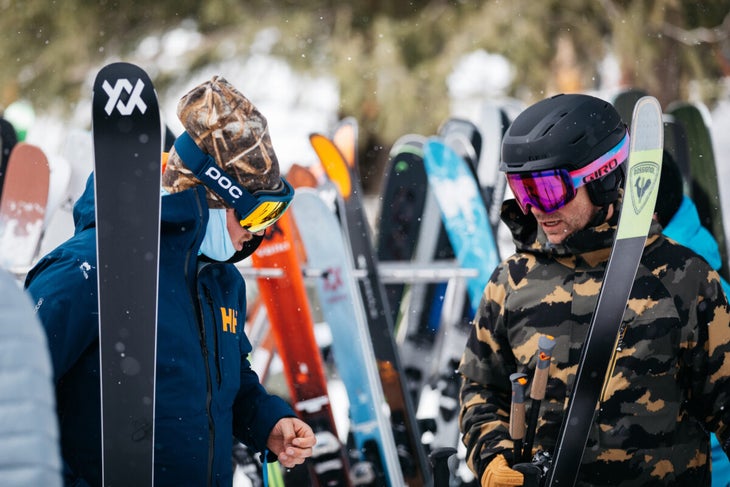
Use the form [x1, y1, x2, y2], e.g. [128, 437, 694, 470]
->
[482, 454, 524, 487]
[266, 417, 316, 468]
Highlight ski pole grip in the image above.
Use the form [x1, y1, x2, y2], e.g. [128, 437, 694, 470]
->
[509, 373, 528, 440]
[429, 447, 457, 487]
[530, 335, 556, 401]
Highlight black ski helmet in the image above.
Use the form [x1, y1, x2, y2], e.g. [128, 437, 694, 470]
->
[501, 93, 627, 207]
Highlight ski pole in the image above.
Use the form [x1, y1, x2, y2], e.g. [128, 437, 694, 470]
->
[429, 447, 457, 487]
[523, 335, 556, 461]
[509, 372, 529, 463]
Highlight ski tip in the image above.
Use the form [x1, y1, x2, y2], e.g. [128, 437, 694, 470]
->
[332, 118, 358, 169]
[389, 134, 427, 157]
[309, 133, 352, 198]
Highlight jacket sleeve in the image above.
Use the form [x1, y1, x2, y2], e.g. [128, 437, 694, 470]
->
[230, 283, 295, 453]
[232, 356, 296, 453]
[685, 266, 730, 456]
[24, 249, 100, 382]
[0, 270, 63, 487]
[459, 265, 518, 479]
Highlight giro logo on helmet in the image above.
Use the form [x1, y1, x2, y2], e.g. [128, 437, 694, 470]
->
[205, 166, 243, 200]
[582, 158, 619, 184]
[102, 79, 148, 116]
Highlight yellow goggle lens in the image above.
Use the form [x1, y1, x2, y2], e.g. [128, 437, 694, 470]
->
[239, 200, 290, 233]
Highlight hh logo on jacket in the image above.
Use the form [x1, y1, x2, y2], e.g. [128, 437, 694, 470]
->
[220, 307, 238, 334]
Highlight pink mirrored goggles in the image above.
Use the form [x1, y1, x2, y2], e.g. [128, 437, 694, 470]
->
[505, 132, 630, 214]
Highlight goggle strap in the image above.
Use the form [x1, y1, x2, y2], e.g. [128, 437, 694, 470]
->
[173, 131, 260, 215]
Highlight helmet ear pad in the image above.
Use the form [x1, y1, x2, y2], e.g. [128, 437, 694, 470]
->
[585, 161, 625, 207]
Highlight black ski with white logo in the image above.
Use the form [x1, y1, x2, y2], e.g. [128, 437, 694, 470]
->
[92, 62, 162, 487]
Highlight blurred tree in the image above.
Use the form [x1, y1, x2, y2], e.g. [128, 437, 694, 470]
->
[0, 0, 728, 187]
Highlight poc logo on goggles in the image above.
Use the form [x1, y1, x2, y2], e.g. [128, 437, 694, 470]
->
[204, 166, 243, 200]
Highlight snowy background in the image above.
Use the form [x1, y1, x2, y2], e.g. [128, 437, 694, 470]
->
[28, 27, 730, 261]
[6, 21, 730, 486]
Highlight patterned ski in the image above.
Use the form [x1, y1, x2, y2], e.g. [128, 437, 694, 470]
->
[292, 188, 404, 487]
[92, 62, 162, 486]
[311, 125, 431, 486]
[545, 96, 663, 486]
[251, 212, 352, 487]
[0, 142, 50, 273]
[422, 138, 500, 313]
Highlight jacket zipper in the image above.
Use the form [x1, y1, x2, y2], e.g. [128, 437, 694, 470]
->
[203, 286, 222, 387]
[188, 193, 215, 487]
[599, 321, 628, 404]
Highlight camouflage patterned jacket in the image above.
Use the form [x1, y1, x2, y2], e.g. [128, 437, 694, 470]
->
[459, 199, 730, 486]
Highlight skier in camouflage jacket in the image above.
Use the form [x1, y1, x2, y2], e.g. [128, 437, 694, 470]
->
[458, 94, 730, 487]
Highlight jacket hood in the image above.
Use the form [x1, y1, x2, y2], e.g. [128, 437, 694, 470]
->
[72, 174, 261, 263]
[72, 174, 98, 234]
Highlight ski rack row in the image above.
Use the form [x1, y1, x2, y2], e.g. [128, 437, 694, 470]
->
[236, 260, 479, 283]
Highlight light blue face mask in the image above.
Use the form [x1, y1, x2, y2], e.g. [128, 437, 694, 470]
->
[199, 208, 236, 261]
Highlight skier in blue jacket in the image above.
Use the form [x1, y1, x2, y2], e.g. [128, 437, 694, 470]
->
[24, 76, 315, 487]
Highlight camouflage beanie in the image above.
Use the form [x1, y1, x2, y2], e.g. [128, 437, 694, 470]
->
[162, 76, 281, 208]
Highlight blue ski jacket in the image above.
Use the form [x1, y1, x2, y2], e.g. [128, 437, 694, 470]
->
[25, 175, 294, 487]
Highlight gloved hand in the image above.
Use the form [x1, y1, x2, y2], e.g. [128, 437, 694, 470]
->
[481, 454, 524, 487]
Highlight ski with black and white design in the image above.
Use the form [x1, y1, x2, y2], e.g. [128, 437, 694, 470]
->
[92, 62, 162, 486]
[545, 96, 663, 487]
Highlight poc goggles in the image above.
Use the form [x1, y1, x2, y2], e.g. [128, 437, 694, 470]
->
[233, 179, 294, 233]
[174, 132, 294, 233]
[505, 132, 630, 214]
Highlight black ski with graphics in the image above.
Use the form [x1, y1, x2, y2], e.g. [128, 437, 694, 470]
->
[93, 62, 162, 486]
[544, 96, 663, 486]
